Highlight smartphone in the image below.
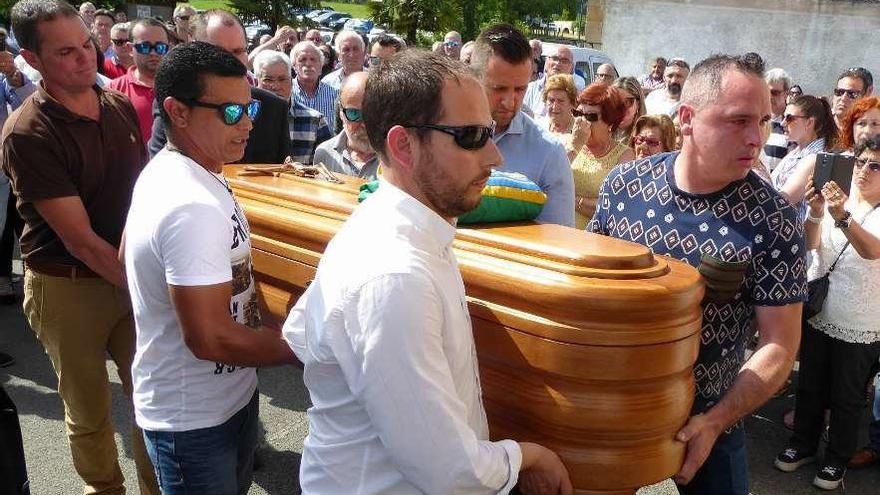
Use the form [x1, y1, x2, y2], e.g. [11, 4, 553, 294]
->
[813, 152, 855, 196]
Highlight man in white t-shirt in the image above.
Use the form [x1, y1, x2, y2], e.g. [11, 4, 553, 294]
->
[123, 41, 295, 494]
[283, 49, 572, 495]
[645, 58, 690, 117]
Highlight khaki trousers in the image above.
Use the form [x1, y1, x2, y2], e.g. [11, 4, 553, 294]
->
[23, 269, 159, 495]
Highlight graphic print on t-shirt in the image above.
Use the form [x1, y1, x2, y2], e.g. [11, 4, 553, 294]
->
[589, 152, 807, 417]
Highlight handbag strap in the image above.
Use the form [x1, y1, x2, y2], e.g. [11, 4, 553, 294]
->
[827, 202, 880, 274]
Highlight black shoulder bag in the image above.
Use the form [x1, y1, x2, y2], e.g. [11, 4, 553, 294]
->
[804, 241, 848, 319]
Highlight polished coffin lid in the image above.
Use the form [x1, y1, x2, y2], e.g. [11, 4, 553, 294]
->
[225, 166, 705, 493]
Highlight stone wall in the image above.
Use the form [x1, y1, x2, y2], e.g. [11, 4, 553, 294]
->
[600, 0, 879, 96]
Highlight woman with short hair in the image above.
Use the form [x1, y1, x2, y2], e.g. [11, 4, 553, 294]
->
[535, 74, 578, 148]
[568, 83, 635, 227]
[629, 114, 676, 160]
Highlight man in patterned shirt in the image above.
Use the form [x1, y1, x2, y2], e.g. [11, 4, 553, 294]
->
[588, 54, 806, 495]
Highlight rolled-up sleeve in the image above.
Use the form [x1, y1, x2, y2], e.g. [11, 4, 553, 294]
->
[334, 272, 522, 494]
[536, 141, 575, 227]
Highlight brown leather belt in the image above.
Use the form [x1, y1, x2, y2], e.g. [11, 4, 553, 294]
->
[25, 261, 100, 279]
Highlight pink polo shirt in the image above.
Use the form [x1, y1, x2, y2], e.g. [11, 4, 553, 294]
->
[108, 67, 155, 145]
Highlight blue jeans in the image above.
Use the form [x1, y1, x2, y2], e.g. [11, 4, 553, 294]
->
[676, 426, 748, 495]
[143, 390, 259, 495]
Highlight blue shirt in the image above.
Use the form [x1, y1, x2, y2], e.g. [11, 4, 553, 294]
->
[0, 72, 37, 128]
[293, 77, 339, 132]
[288, 100, 332, 165]
[588, 152, 807, 416]
[493, 111, 575, 227]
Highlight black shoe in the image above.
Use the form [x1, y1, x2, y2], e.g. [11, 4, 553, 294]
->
[813, 463, 846, 490]
[0, 352, 14, 368]
[774, 447, 816, 472]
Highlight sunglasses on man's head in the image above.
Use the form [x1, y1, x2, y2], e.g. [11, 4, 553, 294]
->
[342, 107, 362, 122]
[134, 41, 169, 56]
[834, 88, 863, 99]
[633, 135, 661, 147]
[571, 109, 599, 121]
[855, 157, 880, 172]
[111, 38, 129, 46]
[404, 121, 496, 150]
[182, 99, 261, 126]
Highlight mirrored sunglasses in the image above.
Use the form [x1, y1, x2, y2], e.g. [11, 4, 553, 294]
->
[342, 107, 362, 122]
[134, 41, 169, 56]
[183, 99, 261, 126]
[444, 40, 460, 48]
[404, 121, 496, 150]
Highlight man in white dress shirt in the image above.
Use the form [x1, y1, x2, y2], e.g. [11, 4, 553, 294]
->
[283, 49, 572, 495]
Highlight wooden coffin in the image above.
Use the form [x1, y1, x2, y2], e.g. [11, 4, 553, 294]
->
[225, 165, 705, 495]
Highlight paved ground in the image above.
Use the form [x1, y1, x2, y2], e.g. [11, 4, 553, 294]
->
[2, 264, 879, 494]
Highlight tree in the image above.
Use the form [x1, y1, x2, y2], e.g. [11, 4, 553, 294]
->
[229, 0, 321, 31]
[370, 0, 459, 46]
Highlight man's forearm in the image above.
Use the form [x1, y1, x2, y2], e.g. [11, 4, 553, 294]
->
[192, 320, 296, 366]
[68, 235, 127, 287]
[703, 341, 796, 431]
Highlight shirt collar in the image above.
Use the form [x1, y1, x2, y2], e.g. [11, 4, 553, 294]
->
[373, 178, 457, 251]
[33, 83, 104, 123]
[493, 110, 526, 141]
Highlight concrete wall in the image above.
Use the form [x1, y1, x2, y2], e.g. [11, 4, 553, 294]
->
[600, 0, 880, 96]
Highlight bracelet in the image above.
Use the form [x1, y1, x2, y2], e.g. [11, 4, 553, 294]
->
[806, 214, 823, 224]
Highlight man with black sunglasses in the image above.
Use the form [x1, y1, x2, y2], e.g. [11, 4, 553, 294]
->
[108, 18, 169, 144]
[284, 48, 572, 495]
[832, 67, 874, 133]
[314, 72, 379, 179]
[126, 41, 296, 494]
[102, 22, 132, 79]
[472, 23, 575, 227]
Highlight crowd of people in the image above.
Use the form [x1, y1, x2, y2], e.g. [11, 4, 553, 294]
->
[0, 1, 878, 495]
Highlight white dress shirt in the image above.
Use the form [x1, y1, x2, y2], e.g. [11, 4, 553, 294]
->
[283, 179, 522, 494]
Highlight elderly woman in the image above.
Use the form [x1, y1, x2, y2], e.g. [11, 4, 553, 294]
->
[612, 77, 646, 144]
[629, 114, 676, 160]
[535, 74, 577, 147]
[775, 136, 880, 491]
[569, 83, 635, 227]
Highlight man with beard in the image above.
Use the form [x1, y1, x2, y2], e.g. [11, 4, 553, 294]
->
[283, 49, 572, 495]
[645, 58, 689, 117]
[831, 67, 873, 133]
[472, 23, 574, 227]
[314, 72, 378, 179]
[109, 18, 169, 144]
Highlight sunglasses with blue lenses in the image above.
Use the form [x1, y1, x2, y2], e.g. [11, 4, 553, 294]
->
[404, 121, 496, 150]
[183, 99, 261, 126]
[342, 107, 362, 122]
[133, 41, 169, 55]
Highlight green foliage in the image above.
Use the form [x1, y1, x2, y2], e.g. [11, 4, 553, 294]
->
[228, 0, 321, 31]
[369, 0, 458, 46]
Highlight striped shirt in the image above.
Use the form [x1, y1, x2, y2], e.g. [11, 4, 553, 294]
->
[760, 118, 789, 172]
[288, 101, 332, 165]
[293, 77, 339, 132]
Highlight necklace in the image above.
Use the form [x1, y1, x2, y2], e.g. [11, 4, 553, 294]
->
[165, 145, 233, 196]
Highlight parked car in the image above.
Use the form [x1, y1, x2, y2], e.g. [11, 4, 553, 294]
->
[306, 8, 333, 20]
[244, 22, 271, 41]
[343, 18, 374, 35]
[327, 15, 354, 31]
[320, 12, 352, 28]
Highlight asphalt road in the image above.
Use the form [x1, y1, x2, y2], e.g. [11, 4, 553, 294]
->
[2, 266, 879, 494]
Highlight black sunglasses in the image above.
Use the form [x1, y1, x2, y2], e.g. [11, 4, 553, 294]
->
[572, 109, 600, 121]
[855, 157, 880, 172]
[181, 99, 261, 125]
[783, 114, 808, 124]
[111, 38, 129, 46]
[834, 88, 863, 99]
[176, 15, 191, 21]
[404, 121, 496, 150]
[134, 41, 169, 56]
[342, 107, 362, 122]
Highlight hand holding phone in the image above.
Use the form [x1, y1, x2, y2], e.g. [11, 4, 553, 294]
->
[813, 152, 855, 196]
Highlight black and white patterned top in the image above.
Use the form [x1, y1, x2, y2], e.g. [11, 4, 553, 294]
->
[588, 151, 807, 416]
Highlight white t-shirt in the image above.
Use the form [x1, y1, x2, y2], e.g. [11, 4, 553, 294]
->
[644, 88, 681, 117]
[125, 148, 259, 432]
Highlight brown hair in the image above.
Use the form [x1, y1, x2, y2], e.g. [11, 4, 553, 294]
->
[839, 96, 880, 150]
[577, 83, 627, 131]
[630, 114, 677, 152]
[788, 94, 836, 149]
[543, 74, 577, 105]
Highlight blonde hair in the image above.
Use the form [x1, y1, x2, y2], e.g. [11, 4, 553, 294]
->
[630, 114, 677, 152]
[543, 74, 577, 105]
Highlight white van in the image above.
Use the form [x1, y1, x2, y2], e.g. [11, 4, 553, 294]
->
[540, 42, 616, 83]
